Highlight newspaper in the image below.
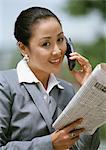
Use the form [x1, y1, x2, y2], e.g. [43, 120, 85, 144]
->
[52, 63, 106, 135]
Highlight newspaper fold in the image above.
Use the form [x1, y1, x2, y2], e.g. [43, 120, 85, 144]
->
[52, 63, 106, 135]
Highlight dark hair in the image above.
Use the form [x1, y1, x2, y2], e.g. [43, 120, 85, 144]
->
[14, 7, 61, 47]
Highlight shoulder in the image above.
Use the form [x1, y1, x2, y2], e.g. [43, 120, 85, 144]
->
[0, 69, 17, 78]
[0, 69, 18, 99]
[0, 69, 18, 86]
[57, 78, 75, 100]
[58, 78, 75, 93]
[0, 69, 16, 76]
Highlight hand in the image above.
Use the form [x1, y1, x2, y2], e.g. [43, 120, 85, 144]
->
[51, 118, 85, 150]
[69, 52, 92, 85]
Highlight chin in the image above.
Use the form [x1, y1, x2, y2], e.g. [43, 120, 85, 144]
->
[51, 67, 61, 74]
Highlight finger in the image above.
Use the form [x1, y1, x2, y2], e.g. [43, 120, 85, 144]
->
[69, 55, 92, 72]
[60, 135, 80, 149]
[69, 52, 89, 62]
[69, 135, 80, 145]
[69, 128, 85, 139]
[70, 70, 82, 77]
[65, 135, 80, 148]
[69, 52, 86, 59]
[69, 55, 89, 65]
[63, 118, 83, 133]
[69, 52, 87, 59]
[69, 52, 79, 56]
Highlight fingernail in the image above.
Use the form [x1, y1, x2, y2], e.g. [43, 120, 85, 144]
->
[69, 57, 73, 59]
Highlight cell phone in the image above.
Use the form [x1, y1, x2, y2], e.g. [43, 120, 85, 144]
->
[65, 37, 76, 70]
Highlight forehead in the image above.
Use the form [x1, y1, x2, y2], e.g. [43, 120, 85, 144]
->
[31, 17, 62, 38]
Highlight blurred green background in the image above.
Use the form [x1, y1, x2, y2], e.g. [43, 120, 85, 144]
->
[63, 0, 106, 144]
[0, 0, 106, 148]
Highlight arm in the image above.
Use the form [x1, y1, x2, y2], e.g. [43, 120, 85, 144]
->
[0, 76, 53, 150]
[0, 136, 53, 150]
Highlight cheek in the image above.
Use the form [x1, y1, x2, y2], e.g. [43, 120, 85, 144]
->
[62, 41, 67, 52]
[30, 51, 49, 65]
[62, 44, 67, 56]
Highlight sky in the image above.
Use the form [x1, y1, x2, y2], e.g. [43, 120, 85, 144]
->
[0, 0, 105, 50]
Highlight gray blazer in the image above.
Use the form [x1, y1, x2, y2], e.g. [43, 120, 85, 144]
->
[0, 69, 100, 150]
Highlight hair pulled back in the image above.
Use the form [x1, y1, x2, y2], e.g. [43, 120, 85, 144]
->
[14, 7, 61, 47]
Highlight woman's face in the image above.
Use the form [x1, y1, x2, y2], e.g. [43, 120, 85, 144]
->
[25, 17, 67, 74]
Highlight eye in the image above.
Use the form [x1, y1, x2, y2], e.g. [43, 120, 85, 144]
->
[42, 42, 50, 48]
[57, 37, 64, 43]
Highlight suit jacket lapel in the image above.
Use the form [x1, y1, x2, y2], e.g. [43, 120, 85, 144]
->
[48, 96, 57, 118]
[23, 83, 53, 133]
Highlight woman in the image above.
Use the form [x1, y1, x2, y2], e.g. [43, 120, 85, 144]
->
[0, 7, 100, 150]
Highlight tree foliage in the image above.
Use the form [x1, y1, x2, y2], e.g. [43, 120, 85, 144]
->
[65, 0, 106, 20]
[63, 0, 106, 66]
[75, 36, 106, 68]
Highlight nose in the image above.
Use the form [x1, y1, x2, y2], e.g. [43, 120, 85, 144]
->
[52, 44, 61, 56]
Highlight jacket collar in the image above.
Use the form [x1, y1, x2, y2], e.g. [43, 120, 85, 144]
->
[17, 59, 64, 132]
[16, 59, 64, 93]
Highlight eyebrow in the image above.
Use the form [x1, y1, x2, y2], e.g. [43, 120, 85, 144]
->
[40, 32, 64, 40]
[57, 32, 64, 36]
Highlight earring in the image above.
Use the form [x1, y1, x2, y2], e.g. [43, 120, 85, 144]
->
[23, 54, 29, 62]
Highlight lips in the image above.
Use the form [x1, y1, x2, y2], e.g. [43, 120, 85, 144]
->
[49, 58, 61, 64]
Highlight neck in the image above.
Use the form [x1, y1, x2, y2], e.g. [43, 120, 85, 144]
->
[29, 66, 50, 89]
[37, 72, 50, 90]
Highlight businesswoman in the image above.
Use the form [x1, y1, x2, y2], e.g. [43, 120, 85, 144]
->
[0, 7, 100, 150]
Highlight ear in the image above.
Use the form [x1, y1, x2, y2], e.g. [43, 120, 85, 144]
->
[18, 41, 28, 56]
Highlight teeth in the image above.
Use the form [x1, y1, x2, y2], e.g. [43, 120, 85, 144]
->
[50, 59, 60, 63]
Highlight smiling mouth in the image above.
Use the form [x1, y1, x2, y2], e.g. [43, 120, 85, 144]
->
[49, 58, 61, 64]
